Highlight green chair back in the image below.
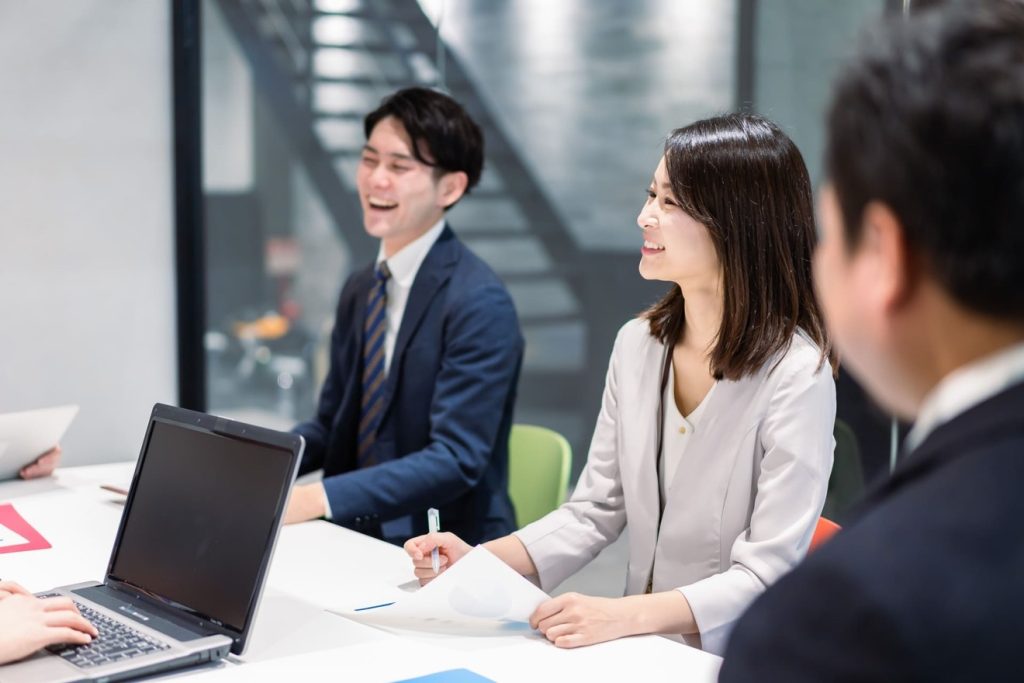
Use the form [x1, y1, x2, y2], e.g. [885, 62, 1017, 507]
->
[823, 418, 866, 523]
[508, 424, 572, 529]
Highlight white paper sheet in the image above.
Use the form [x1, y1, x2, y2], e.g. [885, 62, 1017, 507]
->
[336, 546, 550, 635]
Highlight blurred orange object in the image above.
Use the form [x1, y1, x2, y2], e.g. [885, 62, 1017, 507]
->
[809, 517, 841, 553]
[234, 314, 290, 341]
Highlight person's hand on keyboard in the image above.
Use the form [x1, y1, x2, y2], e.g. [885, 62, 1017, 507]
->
[0, 588, 98, 665]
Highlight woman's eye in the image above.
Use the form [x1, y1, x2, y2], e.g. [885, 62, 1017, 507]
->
[645, 189, 656, 199]
[664, 197, 677, 207]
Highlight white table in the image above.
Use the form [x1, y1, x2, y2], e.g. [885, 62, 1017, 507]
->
[0, 464, 722, 681]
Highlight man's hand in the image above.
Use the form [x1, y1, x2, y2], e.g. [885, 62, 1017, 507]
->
[19, 445, 62, 479]
[283, 483, 327, 524]
[0, 594, 98, 665]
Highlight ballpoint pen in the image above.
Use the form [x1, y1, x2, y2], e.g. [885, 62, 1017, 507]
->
[428, 507, 441, 574]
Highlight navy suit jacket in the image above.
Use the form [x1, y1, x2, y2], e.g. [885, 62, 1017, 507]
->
[293, 226, 523, 546]
[720, 379, 1024, 681]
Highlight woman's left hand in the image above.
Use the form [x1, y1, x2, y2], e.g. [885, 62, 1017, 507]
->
[0, 581, 32, 601]
[529, 593, 633, 648]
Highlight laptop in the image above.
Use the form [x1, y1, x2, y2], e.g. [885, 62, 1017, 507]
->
[0, 404, 79, 480]
[2, 403, 303, 682]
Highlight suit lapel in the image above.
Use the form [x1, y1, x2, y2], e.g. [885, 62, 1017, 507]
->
[379, 226, 460, 418]
[627, 340, 665, 594]
[857, 379, 1024, 514]
[634, 345, 663, 519]
[325, 264, 375, 469]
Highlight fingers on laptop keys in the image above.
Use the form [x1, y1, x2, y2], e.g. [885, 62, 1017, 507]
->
[40, 596, 98, 638]
[0, 594, 94, 662]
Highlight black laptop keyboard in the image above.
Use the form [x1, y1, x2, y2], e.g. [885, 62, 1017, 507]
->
[42, 596, 171, 669]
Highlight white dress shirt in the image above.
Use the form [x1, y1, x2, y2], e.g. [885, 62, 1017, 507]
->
[905, 340, 1024, 452]
[375, 218, 447, 374]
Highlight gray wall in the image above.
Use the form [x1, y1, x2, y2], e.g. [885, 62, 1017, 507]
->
[0, 1, 177, 465]
[754, 0, 885, 186]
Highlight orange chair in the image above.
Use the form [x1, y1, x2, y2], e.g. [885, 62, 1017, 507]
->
[809, 517, 841, 553]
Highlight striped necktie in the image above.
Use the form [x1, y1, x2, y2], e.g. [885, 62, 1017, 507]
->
[357, 261, 391, 467]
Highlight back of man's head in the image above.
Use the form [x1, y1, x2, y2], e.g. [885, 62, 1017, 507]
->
[826, 0, 1024, 320]
[364, 87, 484, 193]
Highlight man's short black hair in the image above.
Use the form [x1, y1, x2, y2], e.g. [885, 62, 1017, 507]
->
[364, 87, 484, 194]
[826, 0, 1024, 320]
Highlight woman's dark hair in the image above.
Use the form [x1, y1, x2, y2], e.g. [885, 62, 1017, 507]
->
[365, 87, 484, 207]
[642, 113, 835, 380]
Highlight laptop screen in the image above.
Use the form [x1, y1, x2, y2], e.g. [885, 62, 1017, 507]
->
[108, 414, 297, 635]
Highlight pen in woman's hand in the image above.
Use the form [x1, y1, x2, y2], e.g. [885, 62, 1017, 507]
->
[427, 508, 441, 574]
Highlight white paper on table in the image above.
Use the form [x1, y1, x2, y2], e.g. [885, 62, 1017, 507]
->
[335, 546, 550, 635]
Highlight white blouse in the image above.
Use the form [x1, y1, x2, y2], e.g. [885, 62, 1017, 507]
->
[660, 362, 714, 506]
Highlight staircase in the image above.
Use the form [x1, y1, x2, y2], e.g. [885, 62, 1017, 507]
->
[215, 0, 618, 472]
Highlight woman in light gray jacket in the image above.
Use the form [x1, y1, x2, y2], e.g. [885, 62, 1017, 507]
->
[405, 114, 837, 655]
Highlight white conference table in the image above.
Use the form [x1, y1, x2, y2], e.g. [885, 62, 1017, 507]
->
[0, 463, 722, 682]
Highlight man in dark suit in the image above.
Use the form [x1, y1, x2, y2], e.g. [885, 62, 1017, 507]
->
[721, 1, 1024, 680]
[284, 87, 523, 546]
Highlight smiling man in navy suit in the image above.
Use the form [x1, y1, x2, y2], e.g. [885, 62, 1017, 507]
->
[284, 87, 523, 546]
[720, 1, 1024, 680]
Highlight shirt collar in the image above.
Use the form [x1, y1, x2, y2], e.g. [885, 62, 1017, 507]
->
[906, 340, 1024, 452]
[375, 218, 446, 288]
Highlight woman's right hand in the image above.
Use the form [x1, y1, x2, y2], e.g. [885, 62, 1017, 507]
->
[0, 593, 97, 665]
[403, 532, 473, 586]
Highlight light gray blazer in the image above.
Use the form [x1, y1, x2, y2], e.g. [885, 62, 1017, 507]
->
[514, 318, 836, 655]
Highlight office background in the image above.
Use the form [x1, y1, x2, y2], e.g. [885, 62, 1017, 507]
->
[0, 1, 177, 462]
[2, 0, 893, 590]
[197, 0, 890, 480]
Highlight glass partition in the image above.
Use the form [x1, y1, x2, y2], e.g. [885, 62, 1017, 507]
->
[198, 0, 892, 501]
